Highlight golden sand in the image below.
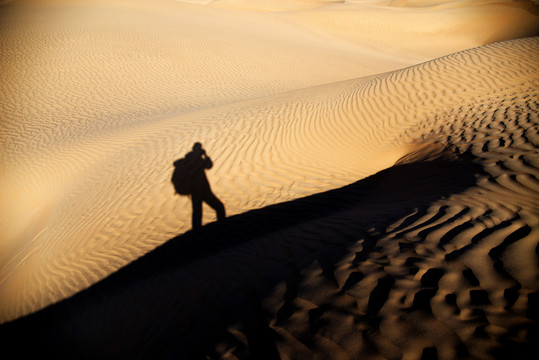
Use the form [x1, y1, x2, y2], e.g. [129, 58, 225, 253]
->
[1, 0, 538, 358]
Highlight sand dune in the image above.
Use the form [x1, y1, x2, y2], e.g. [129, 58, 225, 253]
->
[1, 0, 539, 358]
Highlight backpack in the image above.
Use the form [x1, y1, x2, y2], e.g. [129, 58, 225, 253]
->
[171, 158, 193, 195]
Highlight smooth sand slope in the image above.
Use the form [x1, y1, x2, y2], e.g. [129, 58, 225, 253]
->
[1, 0, 539, 358]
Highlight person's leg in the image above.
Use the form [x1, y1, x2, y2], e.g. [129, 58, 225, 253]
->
[205, 192, 226, 221]
[191, 196, 202, 230]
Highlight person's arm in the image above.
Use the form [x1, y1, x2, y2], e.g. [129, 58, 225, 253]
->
[204, 155, 213, 169]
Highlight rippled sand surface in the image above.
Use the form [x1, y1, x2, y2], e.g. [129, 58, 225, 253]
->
[1, 0, 538, 358]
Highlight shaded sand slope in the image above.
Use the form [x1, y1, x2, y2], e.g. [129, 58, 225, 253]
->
[1, 37, 538, 358]
[0, 6, 538, 324]
[0, 150, 488, 358]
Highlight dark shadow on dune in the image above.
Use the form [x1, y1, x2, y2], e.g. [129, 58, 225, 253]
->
[172, 142, 226, 230]
[0, 152, 487, 359]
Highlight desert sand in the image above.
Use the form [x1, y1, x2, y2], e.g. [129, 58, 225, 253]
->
[1, 0, 538, 358]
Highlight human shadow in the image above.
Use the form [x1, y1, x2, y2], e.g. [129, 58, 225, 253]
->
[0, 151, 488, 359]
[172, 142, 225, 230]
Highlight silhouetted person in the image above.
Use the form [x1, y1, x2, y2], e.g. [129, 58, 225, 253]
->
[172, 142, 226, 230]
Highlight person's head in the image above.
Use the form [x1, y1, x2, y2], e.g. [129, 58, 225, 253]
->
[192, 142, 202, 152]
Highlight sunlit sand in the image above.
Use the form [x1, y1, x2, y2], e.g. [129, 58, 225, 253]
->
[1, 0, 538, 358]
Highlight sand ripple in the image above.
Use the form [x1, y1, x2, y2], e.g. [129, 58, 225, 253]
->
[0, 1, 538, 357]
[1, 30, 538, 323]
